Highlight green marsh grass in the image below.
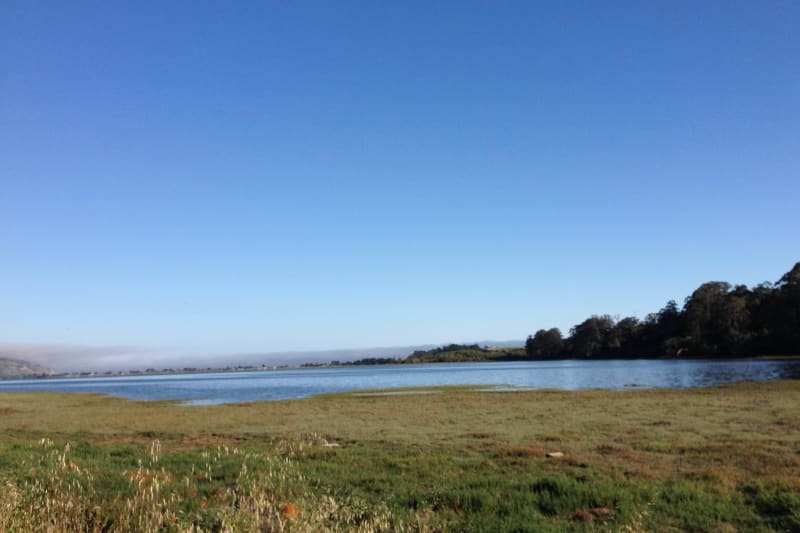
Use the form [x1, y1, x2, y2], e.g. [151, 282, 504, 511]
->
[0, 381, 799, 531]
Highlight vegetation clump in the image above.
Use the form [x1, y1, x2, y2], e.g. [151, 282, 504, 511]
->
[405, 344, 521, 364]
[0, 437, 395, 532]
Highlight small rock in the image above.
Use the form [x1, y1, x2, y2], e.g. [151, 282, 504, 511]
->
[546, 451, 565, 458]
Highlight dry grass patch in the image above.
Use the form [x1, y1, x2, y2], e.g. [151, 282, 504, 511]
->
[0, 381, 799, 531]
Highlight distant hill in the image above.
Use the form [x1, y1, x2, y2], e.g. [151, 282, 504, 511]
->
[272, 342, 523, 366]
[332, 344, 526, 366]
[0, 357, 56, 379]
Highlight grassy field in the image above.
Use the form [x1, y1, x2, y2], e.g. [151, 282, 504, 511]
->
[0, 381, 799, 531]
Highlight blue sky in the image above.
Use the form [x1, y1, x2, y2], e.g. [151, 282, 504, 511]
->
[1, 1, 798, 370]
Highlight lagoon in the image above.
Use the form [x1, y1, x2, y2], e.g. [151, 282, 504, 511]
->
[1, 358, 799, 405]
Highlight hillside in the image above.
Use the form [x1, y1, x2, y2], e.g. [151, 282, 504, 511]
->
[337, 344, 526, 365]
[0, 357, 56, 379]
[405, 344, 525, 363]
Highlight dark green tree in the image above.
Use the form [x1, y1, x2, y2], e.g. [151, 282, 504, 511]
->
[610, 316, 641, 356]
[773, 262, 800, 353]
[569, 315, 615, 357]
[682, 282, 732, 355]
[525, 328, 564, 357]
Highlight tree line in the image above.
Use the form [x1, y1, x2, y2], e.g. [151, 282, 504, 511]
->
[526, 261, 800, 358]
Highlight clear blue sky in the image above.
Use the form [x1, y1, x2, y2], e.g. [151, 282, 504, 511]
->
[1, 1, 798, 369]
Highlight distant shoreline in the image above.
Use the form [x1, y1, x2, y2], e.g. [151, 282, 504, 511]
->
[4, 353, 799, 382]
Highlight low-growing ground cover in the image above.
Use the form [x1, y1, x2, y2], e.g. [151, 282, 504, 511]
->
[0, 381, 798, 531]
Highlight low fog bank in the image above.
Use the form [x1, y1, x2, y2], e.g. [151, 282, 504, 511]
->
[0, 340, 522, 373]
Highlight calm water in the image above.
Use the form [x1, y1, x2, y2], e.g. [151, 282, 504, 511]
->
[1, 359, 798, 405]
